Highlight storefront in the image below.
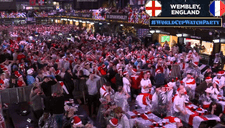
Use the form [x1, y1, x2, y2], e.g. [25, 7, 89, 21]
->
[184, 38, 201, 48]
[86, 21, 95, 33]
[200, 41, 213, 55]
[221, 43, 225, 55]
[153, 33, 178, 48]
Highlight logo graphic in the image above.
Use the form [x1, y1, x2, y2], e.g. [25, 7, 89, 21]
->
[145, 0, 162, 17]
[210, 0, 225, 16]
[138, 0, 145, 5]
[29, 0, 36, 6]
[38, 0, 44, 5]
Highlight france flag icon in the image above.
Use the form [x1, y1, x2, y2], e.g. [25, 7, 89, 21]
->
[210, 1, 225, 16]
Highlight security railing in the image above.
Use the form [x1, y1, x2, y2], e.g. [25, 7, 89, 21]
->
[0, 86, 33, 105]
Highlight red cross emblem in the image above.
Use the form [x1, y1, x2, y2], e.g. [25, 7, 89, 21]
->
[145, 0, 162, 17]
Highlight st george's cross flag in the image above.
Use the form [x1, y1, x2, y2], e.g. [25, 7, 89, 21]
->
[145, 0, 162, 17]
[29, 0, 36, 6]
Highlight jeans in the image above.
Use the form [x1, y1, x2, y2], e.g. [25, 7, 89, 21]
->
[88, 94, 99, 116]
[53, 114, 64, 128]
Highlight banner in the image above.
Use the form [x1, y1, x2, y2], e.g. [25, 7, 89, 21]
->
[73, 13, 81, 17]
[81, 13, 92, 18]
[0, 0, 16, 10]
[151, 0, 212, 17]
[29, 0, 36, 6]
[106, 13, 128, 21]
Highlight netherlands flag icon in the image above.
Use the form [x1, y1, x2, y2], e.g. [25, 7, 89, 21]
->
[210, 1, 225, 16]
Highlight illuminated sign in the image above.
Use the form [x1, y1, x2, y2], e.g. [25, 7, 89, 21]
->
[149, 17, 222, 27]
[161, 36, 170, 42]
[146, 0, 223, 27]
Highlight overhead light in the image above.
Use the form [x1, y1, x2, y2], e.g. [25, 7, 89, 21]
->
[99, 23, 102, 25]
[183, 33, 188, 37]
[176, 34, 182, 37]
[221, 39, 225, 42]
[82, 21, 86, 23]
[209, 32, 212, 35]
[156, 30, 160, 33]
[190, 36, 201, 39]
[150, 30, 155, 34]
[107, 23, 110, 25]
[213, 39, 220, 43]
[87, 21, 90, 23]
[120, 24, 124, 26]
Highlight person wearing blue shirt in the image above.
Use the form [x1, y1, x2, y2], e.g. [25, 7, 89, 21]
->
[27, 69, 35, 86]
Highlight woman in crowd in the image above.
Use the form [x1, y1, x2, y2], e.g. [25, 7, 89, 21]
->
[114, 86, 130, 112]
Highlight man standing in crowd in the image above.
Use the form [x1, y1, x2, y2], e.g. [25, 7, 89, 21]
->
[86, 72, 101, 117]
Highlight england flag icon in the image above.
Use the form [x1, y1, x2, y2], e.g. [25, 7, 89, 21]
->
[210, 0, 225, 16]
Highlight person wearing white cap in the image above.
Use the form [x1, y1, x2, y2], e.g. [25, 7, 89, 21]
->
[199, 88, 213, 109]
[213, 71, 225, 96]
[26, 68, 35, 86]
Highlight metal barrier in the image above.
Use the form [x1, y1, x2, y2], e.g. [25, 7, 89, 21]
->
[0, 86, 33, 105]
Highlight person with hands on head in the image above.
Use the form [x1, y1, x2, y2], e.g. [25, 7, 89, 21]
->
[209, 102, 225, 124]
[86, 71, 101, 117]
[30, 86, 45, 127]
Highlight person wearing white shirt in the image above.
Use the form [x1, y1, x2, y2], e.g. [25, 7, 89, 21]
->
[182, 73, 196, 100]
[122, 71, 131, 101]
[213, 71, 225, 96]
[173, 87, 187, 118]
[140, 72, 152, 93]
[210, 83, 220, 100]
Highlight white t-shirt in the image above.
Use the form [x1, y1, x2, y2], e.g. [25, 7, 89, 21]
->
[123, 77, 131, 93]
[173, 95, 185, 112]
[140, 79, 152, 93]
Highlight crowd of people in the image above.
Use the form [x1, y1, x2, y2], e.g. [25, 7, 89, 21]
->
[0, 24, 225, 128]
[1, 5, 150, 25]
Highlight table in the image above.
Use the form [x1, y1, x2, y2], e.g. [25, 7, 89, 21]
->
[8, 102, 34, 128]
[180, 103, 221, 128]
[127, 109, 177, 128]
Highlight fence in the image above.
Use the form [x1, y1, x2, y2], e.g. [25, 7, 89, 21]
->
[0, 86, 33, 105]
